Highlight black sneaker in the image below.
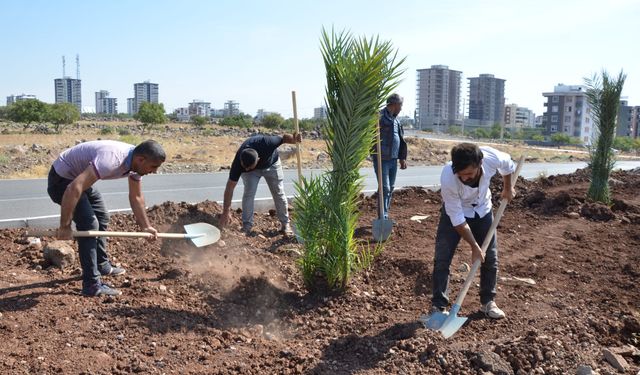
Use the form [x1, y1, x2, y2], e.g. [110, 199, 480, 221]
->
[100, 265, 126, 276]
[82, 283, 122, 297]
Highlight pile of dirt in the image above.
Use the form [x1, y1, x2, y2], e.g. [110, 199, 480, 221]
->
[0, 168, 639, 374]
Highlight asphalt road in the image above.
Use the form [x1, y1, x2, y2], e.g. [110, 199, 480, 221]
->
[2, 161, 639, 228]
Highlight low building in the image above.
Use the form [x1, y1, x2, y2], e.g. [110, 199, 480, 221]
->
[174, 107, 190, 122]
[188, 100, 211, 118]
[542, 84, 594, 144]
[6, 94, 37, 106]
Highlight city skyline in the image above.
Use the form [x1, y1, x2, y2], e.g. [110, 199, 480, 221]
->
[1, 0, 639, 119]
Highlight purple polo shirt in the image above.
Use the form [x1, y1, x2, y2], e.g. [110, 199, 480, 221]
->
[52, 140, 141, 181]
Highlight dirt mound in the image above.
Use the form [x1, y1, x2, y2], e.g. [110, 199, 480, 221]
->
[1, 168, 639, 374]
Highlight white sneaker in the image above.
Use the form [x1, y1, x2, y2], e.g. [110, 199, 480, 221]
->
[481, 301, 505, 319]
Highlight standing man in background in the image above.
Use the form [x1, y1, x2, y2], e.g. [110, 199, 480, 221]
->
[372, 93, 408, 220]
[219, 133, 301, 236]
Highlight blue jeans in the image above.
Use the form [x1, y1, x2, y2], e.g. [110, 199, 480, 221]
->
[432, 206, 498, 309]
[47, 167, 111, 288]
[240, 159, 289, 230]
[372, 158, 398, 219]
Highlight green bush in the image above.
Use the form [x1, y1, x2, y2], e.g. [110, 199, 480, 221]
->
[118, 127, 131, 136]
[100, 125, 114, 135]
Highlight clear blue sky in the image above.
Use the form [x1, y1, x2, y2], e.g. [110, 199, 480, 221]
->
[2, 0, 639, 119]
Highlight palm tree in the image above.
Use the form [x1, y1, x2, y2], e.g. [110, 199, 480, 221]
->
[294, 28, 405, 291]
[585, 70, 626, 204]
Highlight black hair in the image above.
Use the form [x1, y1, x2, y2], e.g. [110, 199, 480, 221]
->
[386, 93, 403, 105]
[240, 148, 259, 168]
[451, 143, 483, 174]
[133, 140, 166, 162]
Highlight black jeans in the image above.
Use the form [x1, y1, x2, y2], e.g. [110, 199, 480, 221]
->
[432, 206, 498, 309]
[47, 167, 111, 288]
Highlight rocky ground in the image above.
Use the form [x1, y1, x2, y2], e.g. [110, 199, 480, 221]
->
[0, 166, 639, 374]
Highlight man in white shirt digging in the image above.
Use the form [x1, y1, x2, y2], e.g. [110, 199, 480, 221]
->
[431, 143, 516, 319]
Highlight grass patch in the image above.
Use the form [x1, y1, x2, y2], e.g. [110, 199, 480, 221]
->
[119, 134, 142, 145]
[11, 164, 49, 179]
[0, 154, 9, 166]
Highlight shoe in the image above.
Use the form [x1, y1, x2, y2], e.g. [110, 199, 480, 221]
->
[481, 301, 505, 319]
[431, 306, 449, 315]
[279, 223, 293, 236]
[100, 265, 126, 276]
[242, 226, 258, 237]
[82, 283, 122, 297]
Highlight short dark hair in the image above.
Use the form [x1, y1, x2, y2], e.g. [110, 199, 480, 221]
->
[240, 148, 258, 167]
[451, 143, 483, 174]
[133, 140, 166, 162]
[386, 93, 403, 105]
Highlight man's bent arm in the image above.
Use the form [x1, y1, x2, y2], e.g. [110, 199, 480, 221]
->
[128, 177, 152, 230]
[222, 179, 237, 213]
[60, 166, 99, 229]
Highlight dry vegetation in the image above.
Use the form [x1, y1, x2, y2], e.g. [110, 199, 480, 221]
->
[0, 120, 605, 179]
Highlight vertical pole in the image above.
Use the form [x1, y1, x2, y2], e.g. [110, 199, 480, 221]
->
[291, 91, 302, 185]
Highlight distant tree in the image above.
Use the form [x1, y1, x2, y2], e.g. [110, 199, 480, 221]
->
[166, 112, 178, 122]
[282, 118, 326, 132]
[191, 115, 207, 128]
[471, 128, 489, 139]
[134, 102, 166, 134]
[47, 103, 80, 133]
[220, 114, 253, 128]
[260, 113, 285, 129]
[7, 99, 49, 130]
[530, 134, 545, 142]
[585, 70, 626, 204]
[490, 123, 502, 139]
[551, 133, 571, 144]
[612, 136, 635, 152]
[0, 106, 7, 120]
[448, 125, 462, 136]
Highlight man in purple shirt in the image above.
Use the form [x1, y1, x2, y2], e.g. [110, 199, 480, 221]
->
[47, 140, 166, 297]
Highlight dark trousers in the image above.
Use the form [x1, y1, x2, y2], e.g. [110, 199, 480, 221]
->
[47, 167, 111, 288]
[432, 206, 498, 309]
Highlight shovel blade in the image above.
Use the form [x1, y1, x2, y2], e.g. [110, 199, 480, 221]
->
[438, 315, 468, 339]
[183, 223, 220, 247]
[372, 218, 392, 242]
[419, 311, 449, 330]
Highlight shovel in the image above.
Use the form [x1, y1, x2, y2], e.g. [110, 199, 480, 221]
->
[291, 90, 304, 243]
[372, 119, 393, 242]
[420, 155, 525, 338]
[25, 222, 221, 248]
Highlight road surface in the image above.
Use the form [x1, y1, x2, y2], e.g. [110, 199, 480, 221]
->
[1, 161, 639, 228]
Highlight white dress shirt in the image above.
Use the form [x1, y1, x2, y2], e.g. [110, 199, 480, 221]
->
[440, 146, 515, 227]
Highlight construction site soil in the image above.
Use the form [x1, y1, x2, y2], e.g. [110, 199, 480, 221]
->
[0, 168, 639, 374]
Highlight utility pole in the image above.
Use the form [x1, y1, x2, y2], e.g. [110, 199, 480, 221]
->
[62, 56, 66, 78]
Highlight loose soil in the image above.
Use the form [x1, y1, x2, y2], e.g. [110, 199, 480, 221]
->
[1, 166, 639, 373]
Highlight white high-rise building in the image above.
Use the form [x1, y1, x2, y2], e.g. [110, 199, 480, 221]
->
[415, 65, 462, 131]
[467, 74, 506, 127]
[95, 90, 117, 114]
[55, 77, 82, 112]
[131, 81, 159, 114]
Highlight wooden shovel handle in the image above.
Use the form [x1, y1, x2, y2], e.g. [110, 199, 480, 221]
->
[375, 117, 385, 220]
[452, 154, 526, 308]
[25, 229, 191, 239]
[291, 91, 303, 186]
